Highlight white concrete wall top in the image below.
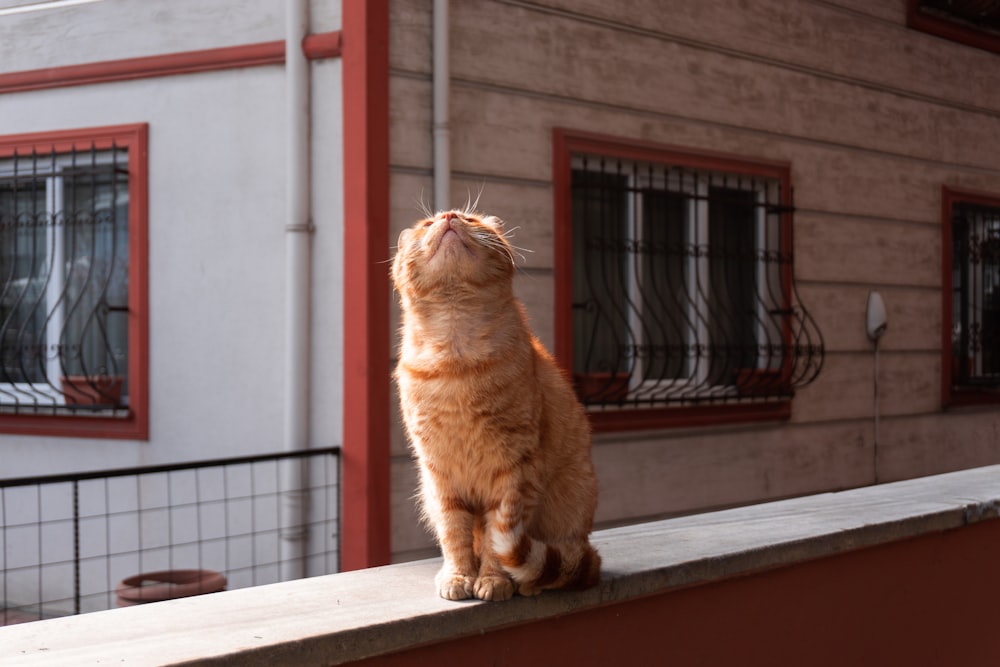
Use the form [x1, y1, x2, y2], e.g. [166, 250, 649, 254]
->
[2, 465, 999, 665]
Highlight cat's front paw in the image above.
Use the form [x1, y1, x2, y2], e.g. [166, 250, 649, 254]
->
[474, 574, 515, 601]
[436, 571, 475, 601]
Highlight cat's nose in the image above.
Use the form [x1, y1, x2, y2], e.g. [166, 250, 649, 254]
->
[440, 211, 462, 229]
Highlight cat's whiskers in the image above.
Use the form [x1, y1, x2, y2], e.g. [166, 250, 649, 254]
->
[496, 230, 533, 266]
[456, 186, 485, 217]
[468, 229, 529, 267]
[414, 192, 434, 219]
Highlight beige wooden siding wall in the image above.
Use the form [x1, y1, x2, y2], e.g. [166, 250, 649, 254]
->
[387, 0, 1000, 561]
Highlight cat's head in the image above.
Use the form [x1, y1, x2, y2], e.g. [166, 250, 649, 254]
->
[392, 210, 516, 300]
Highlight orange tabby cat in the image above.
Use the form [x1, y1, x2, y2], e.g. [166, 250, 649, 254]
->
[392, 209, 601, 601]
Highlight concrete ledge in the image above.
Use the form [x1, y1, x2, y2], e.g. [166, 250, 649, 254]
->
[3, 465, 1000, 666]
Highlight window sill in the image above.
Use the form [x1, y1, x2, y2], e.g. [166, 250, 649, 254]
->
[908, 1, 1000, 55]
[943, 388, 1000, 410]
[0, 411, 147, 440]
[3, 465, 999, 665]
[586, 399, 791, 432]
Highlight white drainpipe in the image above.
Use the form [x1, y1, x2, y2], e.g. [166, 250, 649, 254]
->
[281, 0, 312, 582]
[433, 0, 450, 212]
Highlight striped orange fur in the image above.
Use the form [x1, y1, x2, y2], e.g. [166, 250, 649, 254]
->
[392, 209, 601, 601]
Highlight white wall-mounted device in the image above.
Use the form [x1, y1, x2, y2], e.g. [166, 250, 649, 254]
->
[866, 291, 887, 341]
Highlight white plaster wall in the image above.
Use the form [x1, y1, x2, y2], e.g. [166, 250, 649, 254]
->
[0, 4, 345, 476]
[0, 0, 342, 72]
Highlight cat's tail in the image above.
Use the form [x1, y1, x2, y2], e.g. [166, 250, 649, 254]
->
[492, 525, 601, 594]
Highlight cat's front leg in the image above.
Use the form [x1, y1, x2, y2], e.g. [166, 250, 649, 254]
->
[431, 498, 479, 600]
[472, 508, 516, 601]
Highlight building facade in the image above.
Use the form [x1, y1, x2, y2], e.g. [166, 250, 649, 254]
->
[2, 0, 1000, 572]
[0, 0, 352, 612]
[0, 0, 345, 471]
[384, 0, 1000, 561]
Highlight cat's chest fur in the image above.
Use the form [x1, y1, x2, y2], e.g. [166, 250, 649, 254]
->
[398, 304, 540, 477]
[398, 338, 537, 453]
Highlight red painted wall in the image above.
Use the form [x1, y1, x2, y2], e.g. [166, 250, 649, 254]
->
[355, 519, 1000, 666]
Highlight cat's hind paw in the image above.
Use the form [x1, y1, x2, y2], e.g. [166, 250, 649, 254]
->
[473, 575, 514, 601]
[436, 572, 475, 601]
[515, 581, 542, 597]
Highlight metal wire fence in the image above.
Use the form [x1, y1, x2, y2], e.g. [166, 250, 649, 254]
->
[0, 447, 340, 625]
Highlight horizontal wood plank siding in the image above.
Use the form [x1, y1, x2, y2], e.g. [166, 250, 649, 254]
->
[387, 0, 1000, 559]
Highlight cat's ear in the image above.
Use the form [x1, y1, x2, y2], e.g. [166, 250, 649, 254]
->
[481, 215, 504, 231]
[397, 227, 414, 249]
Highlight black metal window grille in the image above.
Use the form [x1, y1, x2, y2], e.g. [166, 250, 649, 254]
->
[570, 154, 823, 409]
[951, 200, 1000, 389]
[1, 447, 340, 625]
[0, 144, 129, 415]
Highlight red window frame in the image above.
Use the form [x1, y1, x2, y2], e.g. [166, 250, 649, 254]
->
[941, 186, 1000, 409]
[0, 123, 149, 440]
[907, 0, 1000, 55]
[553, 129, 798, 432]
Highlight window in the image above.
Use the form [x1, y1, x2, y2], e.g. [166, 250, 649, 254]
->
[0, 125, 147, 439]
[554, 130, 823, 431]
[943, 187, 1000, 406]
[908, 0, 1000, 54]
